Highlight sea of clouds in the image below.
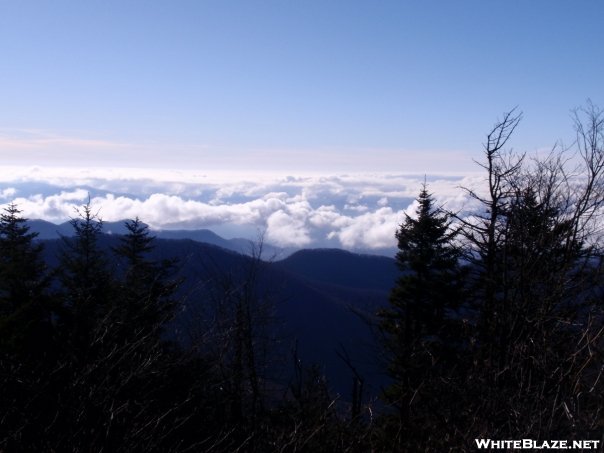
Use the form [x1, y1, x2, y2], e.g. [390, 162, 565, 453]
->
[0, 167, 485, 253]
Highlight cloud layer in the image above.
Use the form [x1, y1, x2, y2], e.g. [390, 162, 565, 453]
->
[0, 167, 483, 251]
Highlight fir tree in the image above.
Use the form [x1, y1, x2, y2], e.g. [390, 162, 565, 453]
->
[377, 184, 464, 448]
[113, 217, 178, 339]
[0, 203, 53, 356]
[0, 204, 58, 451]
[57, 202, 115, 355]
[0, 203, 47, 311]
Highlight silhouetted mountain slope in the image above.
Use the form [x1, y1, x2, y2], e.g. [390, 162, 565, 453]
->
[29, 219, 136, 239]
[40, 235, 392, 401]
[153, 228, 244, 250]
[29, 219, 287, 257]
[28, 219, 73, 239]
[152, 228, 287, 258]
[276, 248, 398, 291]
[158, 240, 391, 400]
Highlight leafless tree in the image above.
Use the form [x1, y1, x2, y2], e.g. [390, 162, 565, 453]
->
[451, 103, 604, 444]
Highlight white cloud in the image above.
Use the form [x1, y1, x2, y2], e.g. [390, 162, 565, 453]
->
[0, 166, 477, 250]
[266, 209, 312, 247]
[0, 188, 17, 199]
[334, 208, 403, 249]
[9, 189, 89, 221]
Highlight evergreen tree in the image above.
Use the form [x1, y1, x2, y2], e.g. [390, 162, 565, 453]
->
[58, 202, 115, 353]
[113, 217, 178, 339]
[0, 204, 47, 311]
[377, 184, 464, 448]
[50, 211, 182, 451]
[0, 204, 59, 452]
[0, 203, 53, 356]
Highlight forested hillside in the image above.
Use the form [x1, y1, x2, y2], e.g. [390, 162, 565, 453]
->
[376, 105, 604, 450]
[2, 104, 604, 451]
[1, 205, 392, 451]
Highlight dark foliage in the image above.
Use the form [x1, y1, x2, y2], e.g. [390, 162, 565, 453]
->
[2, 103, 604, 451]
[377, 185, 467, 449]
[375, 104, 604, 450]
[0, 204, 368, 452]
[0, 203, 55, 358]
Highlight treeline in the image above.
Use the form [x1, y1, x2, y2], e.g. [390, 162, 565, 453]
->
[2, 103, 604, 451]
[378, 103, 604, 450]
[0, 205, 366, 452]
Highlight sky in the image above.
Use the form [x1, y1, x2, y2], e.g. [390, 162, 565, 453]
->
[0, 1, 602, 249]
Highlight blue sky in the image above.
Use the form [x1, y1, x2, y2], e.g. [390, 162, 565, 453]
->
[0, 1, 602, 248]
[1, 1, 602, 173]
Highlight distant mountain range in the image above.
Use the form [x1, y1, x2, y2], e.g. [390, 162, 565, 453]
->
[34, 221, 399, 402]
[28, 219, 290, 258]
[27, 218, 398, 258]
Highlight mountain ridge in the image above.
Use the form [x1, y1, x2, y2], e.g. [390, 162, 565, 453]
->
[38, 231, 396, 401]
